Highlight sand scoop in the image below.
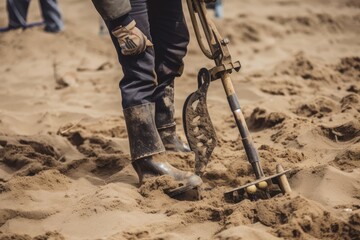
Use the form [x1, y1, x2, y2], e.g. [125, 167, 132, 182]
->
[183, 0, 292, 203]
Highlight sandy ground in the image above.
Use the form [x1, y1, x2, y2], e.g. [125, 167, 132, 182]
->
[0, 0, 360, 239]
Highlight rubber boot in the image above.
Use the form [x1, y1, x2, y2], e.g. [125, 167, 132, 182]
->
[132, 155, 202, 196]
[155, 82, 191, 152]
[123, 103, 202, 196]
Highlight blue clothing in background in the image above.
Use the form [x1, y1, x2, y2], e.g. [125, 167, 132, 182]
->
[214, 0, 223, 19]
[6, 0, 64, 32]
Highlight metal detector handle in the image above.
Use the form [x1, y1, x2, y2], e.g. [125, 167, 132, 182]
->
[186, 0, 217, 59]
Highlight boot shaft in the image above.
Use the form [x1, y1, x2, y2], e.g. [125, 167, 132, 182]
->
[155, 82, 191, 152]
[155, 82, 176, 130]
[123, 103, 165, 160]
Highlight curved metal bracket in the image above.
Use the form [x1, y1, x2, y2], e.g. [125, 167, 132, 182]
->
[183, 68, 218, 175]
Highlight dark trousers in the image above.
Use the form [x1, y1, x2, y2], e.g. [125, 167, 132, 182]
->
[106, 0, 190, 109]
[7, 0, 64, 32]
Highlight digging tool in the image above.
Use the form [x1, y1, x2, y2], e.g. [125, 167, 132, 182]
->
[183, 0, 292, 203]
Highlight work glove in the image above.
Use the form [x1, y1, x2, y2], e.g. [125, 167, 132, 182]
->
[112, 20, 152, 56]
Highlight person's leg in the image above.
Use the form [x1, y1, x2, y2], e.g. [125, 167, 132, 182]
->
[39, 0, 64, 32]
[102, 0, 202, 194]
[105, 0, 155, 109]
[214, 0, 224, 19]
[148, 0, 191, 152]
[6, 0, 30, 29]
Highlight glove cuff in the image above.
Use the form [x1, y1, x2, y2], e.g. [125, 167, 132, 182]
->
[108, 13, 133, 32]
[112, 20, 136, 38]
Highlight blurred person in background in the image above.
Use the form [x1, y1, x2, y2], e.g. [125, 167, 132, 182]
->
[207, 0, 224, 19]
[99, 17, 108, 36]
[1, 0, 64, 33]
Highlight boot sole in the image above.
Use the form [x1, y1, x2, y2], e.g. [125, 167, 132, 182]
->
[167, 184, 199, 197]
[166, 175, 203, 197]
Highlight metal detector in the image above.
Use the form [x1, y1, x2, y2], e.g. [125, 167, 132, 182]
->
[183, 0, 292, 203]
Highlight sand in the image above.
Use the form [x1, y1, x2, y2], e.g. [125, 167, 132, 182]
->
[0, 0, 359, 239]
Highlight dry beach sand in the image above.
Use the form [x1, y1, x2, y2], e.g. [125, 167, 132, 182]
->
[0, 0, 360, 239]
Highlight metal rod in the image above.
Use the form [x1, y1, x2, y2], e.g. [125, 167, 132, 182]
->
[221, 73, 265, 179]
[276, 165, 292, 194]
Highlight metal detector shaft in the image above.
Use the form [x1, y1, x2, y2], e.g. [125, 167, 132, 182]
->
[187, 0, 265, 179]
[221, 73, 265, 179]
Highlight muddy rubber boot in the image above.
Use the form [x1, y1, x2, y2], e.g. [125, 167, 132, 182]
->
[132, 155, 202, 196]
[158, 125, 191, 152]
[155, 82, 191, 152]
[123, 103, 202, 196]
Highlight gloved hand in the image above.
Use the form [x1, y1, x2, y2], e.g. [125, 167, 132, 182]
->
[112, 20, 152, 56]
